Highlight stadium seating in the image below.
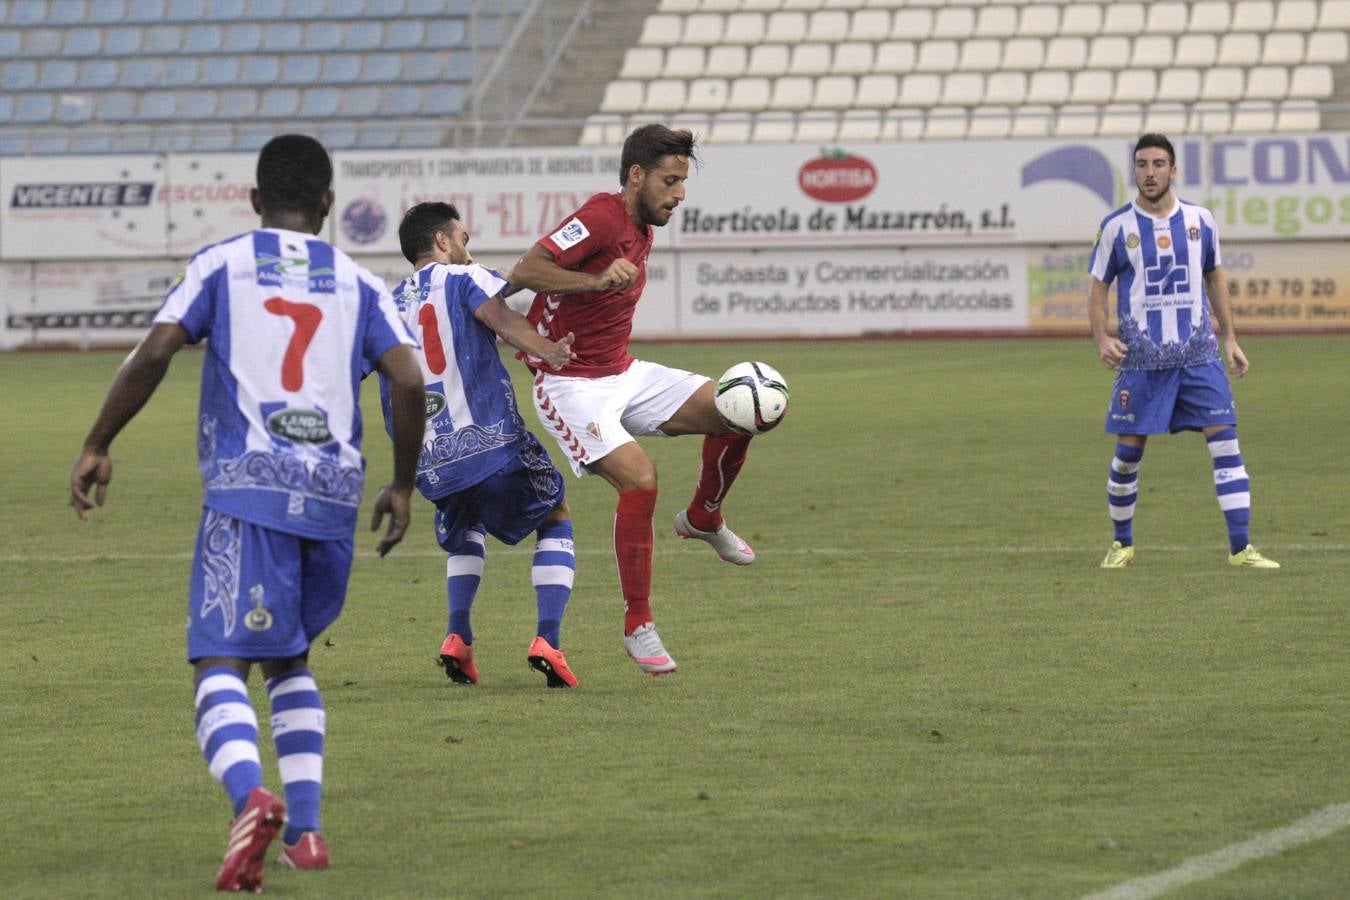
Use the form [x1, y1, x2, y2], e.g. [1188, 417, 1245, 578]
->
[585, 0, 1348, 143]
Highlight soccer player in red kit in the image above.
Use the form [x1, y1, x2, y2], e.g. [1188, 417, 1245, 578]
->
[510, 124, 754, 676]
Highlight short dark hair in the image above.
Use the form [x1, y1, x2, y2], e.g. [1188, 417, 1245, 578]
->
[619, 124, 698, 186]
[255, 134, 332, 214]
[398, 201, 460, 265]
[1134, 133, 1176, 166]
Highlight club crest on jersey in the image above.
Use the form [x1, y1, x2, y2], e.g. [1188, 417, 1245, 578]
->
[1188, 226, 1200, 241]
[586, 422, 602, 439]
[244, 585, 273, 632]
[1126, 233, 1140, 249]
[1117, 390, 1131, 409]
[1157, 235, 1172, 249]
[550, 218, 590, 251]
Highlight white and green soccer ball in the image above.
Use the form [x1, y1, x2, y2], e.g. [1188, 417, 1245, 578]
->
[713, 361, 790, 435]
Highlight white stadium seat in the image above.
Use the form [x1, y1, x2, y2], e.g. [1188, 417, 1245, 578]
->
[1026, 70, 1070, 105]
[1230, 1, 1275, 32]
[1001, 38, 1044, 71]
[807, 11, 849, 43]
[638, 15, 682, 46]
[1305, 32, 1349, 65]
[973, 6, 1017, 39]
[1101, 3, 1145, 35]
[924, 107, 968, 140]
[830, 42, 873, 76]
[685, 77, 729, 112]
[663, 46, 706, 78]
[658, 0, 698, 10]
[726, 76, 771, 110]
[1054, 104, 1099, 137]
[1187, 1, 1233, 34]
[1274, 0, 1318, 30]
[1059, 4, 1103, 37]
[697, 0, 738, 11]
[1069, 70, 1113, 104]
[1217, 34, 1261, 67]
[880, 108, 923, 141]
[932, 7, 975, 40]
[1175, 34, 1218, 68]
[1018, 4, 1060, 38]
[705, 45, 748, 78]
[891, 9, 934, 41]
[1231, 100, 1277, 133]
[1131, 36, 1173, 68]
[898, 72, 941, 106]
[1044, 37, 1087, 70]
[941, 72, 984, 106]
[914, 39, 958, 73]
[765, 12, 808, 43]
[849, 11, 890, 42]
[983, 72, 1027, 105]
[752, 111, 795, 142]
[966, 105, 1012, 139]
[1190, 102, 1233, 134]
[873, 40, 916, 74]
[600, 80, 643, 113]
[747, 44, 789, 77]
[768, 75, 814, 110]
[812, 74, 855, 108]
[794, 110, 839, 142]
[683, 13, 724, 45]
[707, 111, 752, 143]
[1113, 70, 1156, 103]
[1099, 104, 1144, 136]
[1288, 64, 1333, 98]
[1319, 0, 1350, 29]
[1244, 65, 1289, 100]
[1144, 102, 1189, 133]
[1157, 69, 1202, 103]
[1087, 36, 1130, 69]
[957, 39, 1002, 72]
[855, 73, 899, 107]
[838, 108, 882, 141]
[1200, 67, 1245, 102]
[620, 47, 663, 79]
[1011, 104, 1053, 138]
[645, 78, 688, 111]
[580, 114, 627, 147]
[789, 42, 832, 75]
[1144, 2, 1188, 35]
[1276, 99, 1319, 131]
[724, 13, 766, 44]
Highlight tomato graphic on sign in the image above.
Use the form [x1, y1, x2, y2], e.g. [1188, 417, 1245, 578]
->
[797, 149, 878, 203]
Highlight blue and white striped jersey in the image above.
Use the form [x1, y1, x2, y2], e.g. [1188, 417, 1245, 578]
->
[1089, 198, 1222, 371]
[380, 262, 526, 500]
[154, 228, 415, 540]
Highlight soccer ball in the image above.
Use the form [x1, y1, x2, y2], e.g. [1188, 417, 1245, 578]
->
[713, 361, 790, 435]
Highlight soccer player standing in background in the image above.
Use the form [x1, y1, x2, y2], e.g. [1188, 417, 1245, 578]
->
[1089, 133, 1279, 570]
[70, 135, 426, 891]
[378, 202, 582, 688]
[509, 124, 757, 675]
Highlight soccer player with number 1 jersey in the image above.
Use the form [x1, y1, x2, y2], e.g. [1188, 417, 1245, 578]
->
[1088, 133, 1279, 570]
[510, 125, 760, 675]
[70, 135, 427, 891]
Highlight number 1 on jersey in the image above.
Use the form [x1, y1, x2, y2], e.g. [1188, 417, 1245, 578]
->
[263, 298, 323, 391]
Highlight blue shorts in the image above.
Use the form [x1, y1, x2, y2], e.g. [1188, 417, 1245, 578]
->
[1105, 361, 1237, 435]
[187, 509, 352, 662]
[433, 432, 565, 551]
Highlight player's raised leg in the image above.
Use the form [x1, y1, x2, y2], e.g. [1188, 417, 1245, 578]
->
[1103, 437, 1145, 568]
[1205, 426, 1279, 568]
[265, 663, 330, 870]
[439, 525, 486, 684]
[527, 509, 580, 687]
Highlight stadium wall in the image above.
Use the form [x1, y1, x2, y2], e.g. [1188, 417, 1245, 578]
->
[4, 134, 1349, 349]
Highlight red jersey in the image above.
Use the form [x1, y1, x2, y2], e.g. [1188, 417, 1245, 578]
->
[525, 192, 653, 378]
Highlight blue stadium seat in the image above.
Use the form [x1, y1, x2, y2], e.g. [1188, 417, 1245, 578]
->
[39, 62, 80, 90]
[179, 90, 219, 120]
[356, 126, 399, 149]
[0, 133, 30, 155]
[386, 21, 425, 47]
[126, 0, 167, 23]
[144, 26, 183, 55]
[111, 132, 154, 152]
[87, 0, 127, 24]
[138, 91, 178, 121]
[224, 25, 263, 53]
[198, 57, 242, 86]
[78, 60, 119, 89]
[317, 123, 359, 149]
[25, 30, 66, 57]
[422, 85, 463, 116]
[345, 22, 382, 51]
[218, 89, 258, 117]
[280, 55, 321, 85]
[325, 0, 367, 18]
[71, 132, 115, 154]
[191, 129, 237, 152]
[151, 130, 192, 151]
[250, 0, 285, 18]
[205, 0, 246, 20]
[0, 33, 20, 59]
[383, 86, 421, 116]
[2, 62, 38, 91]
[30, 133, 71, 154]
[361, 54, 401, 82]
[400, 122, 445, 148]
[258, 88, 300, 117]
[322, 55, 362, 83]
[263, 23, 303, 52]
[163, 58, 202, 88]
[302, 88, 341, 118]
[8, 1, 48, 26]
[447, 52, 472, 82]
[121, 59, 162, 89]
[62, 28, 103, 57]
[16, 95, 56, 124]
[104, 28, 144, 56]
[306, 23, 345, 52]
[287, 0, 324, 17]
[406, 0, 448, 14]
[0, 97, 14, 123]
[338, 87, 381, 116]
[425, 20, 466, 50]
[184, 25, 224, 54]
[97, 92, 138, 122]
[56, 94, 93, 123]
[239, 56, 281, 85]
[235, 125, 277, 151]
[168, 0, 207, 20]
[402, 55, 444, 82]
[49, 0, 90, 25]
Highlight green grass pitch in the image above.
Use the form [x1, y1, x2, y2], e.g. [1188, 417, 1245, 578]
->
[1, 336, 1346, 898]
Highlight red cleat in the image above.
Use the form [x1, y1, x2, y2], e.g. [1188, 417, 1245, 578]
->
[216, 788, 284, 893]
[439, 633, 478, 684]
[278, 831, 330, 870]
[527, 636, 580, 688]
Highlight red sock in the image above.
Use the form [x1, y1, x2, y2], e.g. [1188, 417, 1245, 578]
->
[615, 488, 658, 635]
[685, 434, 751, 532]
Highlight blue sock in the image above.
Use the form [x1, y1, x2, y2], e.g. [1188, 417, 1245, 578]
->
[267, 669, 325, 845]
[1108, 443, 1144, 547]
[446, 526, 486, 644]
[532, 520, 575, 648]
[194, 667, 263, 816]
[1207, 428, 1252, 554]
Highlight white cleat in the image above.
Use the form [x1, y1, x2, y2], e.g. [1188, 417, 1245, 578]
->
[673, 509, 756, 566]
[623, 622, 677, 675]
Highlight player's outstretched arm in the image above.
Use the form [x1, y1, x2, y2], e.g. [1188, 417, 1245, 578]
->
[370, 344, 425, 556]
[1088, 277, 1127, 369]
[474, 295, 577, 371]
[509, 244, 637, 295]
[71, 322, 188, 519]
[1205, 267, 1248, 377]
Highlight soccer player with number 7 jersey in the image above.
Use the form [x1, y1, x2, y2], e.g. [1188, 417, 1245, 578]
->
[1089, 133, 1279, 571]
[69, 135, 427, 892]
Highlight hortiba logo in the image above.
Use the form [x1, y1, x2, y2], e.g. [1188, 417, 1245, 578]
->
[798, 149, 877, 203]
[266, 408, 333, 443]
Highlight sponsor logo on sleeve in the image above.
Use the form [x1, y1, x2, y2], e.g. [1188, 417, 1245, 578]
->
[549, 218, 590, 251]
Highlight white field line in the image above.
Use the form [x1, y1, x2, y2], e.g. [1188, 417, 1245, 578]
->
[3, 542, 1346, 564]
[1083, 803, 1350, 900]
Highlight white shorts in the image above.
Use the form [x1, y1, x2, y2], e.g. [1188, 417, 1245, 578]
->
[531, 359, 709, 476]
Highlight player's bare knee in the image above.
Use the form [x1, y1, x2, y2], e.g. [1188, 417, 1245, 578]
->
[260, 653, 310, 680]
